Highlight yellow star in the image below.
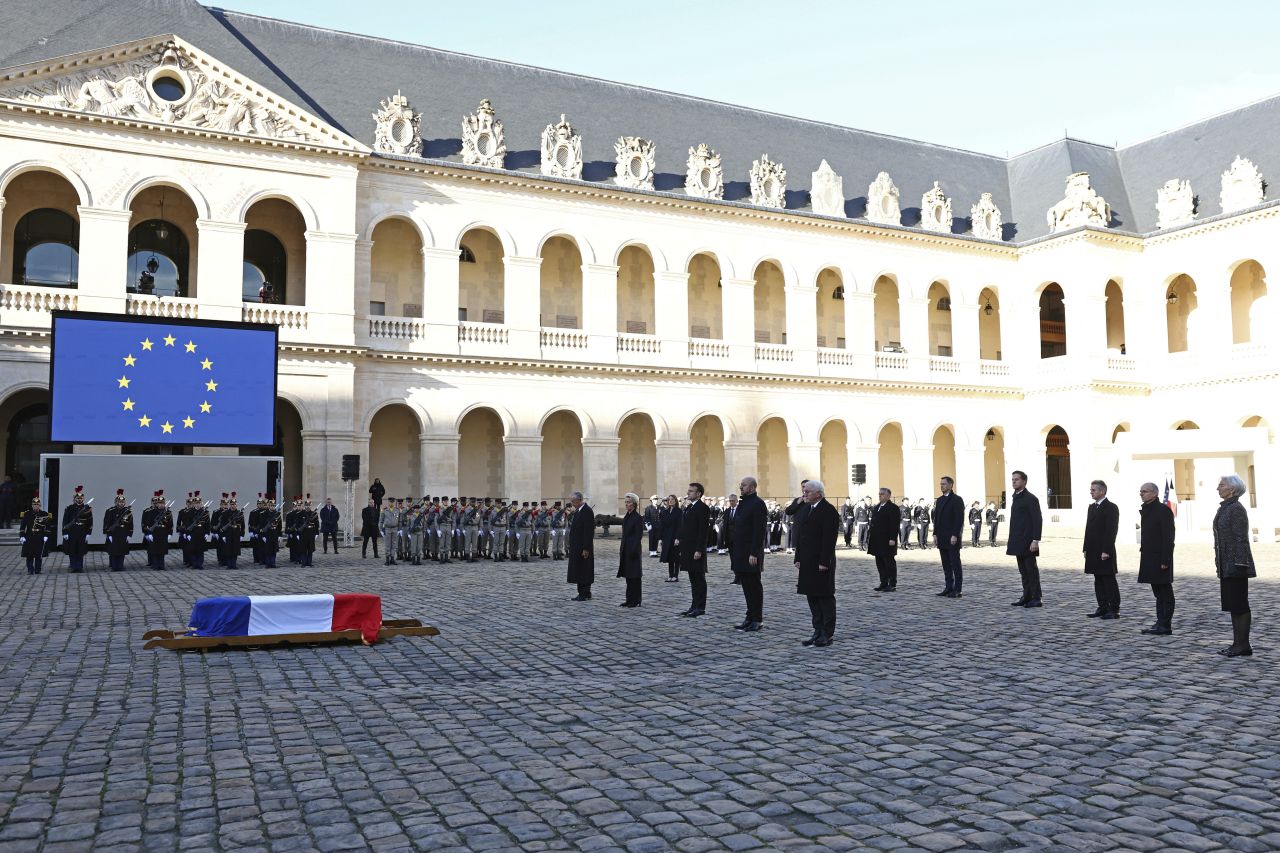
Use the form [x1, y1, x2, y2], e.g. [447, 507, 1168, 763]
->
[185, 340, 197, 353]
[123, 354, 136, 367]
[182, 416, 195, 429]
[122, 398, 135, 411]
[140, 338, 153, 351]
[138, 415, 151, 428]
[161, 421, 174, 434]
[163, 334, 176, 347]
[199, 401, 212, 413]
[200, 358, 213, 370]
[205, 380, 218, 392]
[117, 376, 131, 388]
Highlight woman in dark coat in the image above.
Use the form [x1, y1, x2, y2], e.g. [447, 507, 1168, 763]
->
[1137, 483, 1176, 635]
[617, 493, 643, 607]
[658, 494, 683, 581]
[1213, 474, 1256, 657]
[566, 492, 595, 601]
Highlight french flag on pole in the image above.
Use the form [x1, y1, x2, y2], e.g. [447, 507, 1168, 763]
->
[189, 594, 383, 644]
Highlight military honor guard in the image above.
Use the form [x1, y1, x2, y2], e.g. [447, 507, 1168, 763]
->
[840, 498, 856, 549]
[1007, 471, 1044, 608]
[644, 495, 661, 557]
[103, 489, 134, 572]
[464, 498, 481, 561]
[856, 496, 872, 551]
[898, 497, 914, 550]
[933, 477, 965, 598]
[141, 490, 173, 571]
[320, 497, 340, 553]
[179, 493, 210, 569]
[407, 500, 425, 564]
[505, 500, 519, 560]
[479, 498, 495, 559]
[566, 491, 595, 600]
[792, 479, 839, 648]
[296, 495, 318, 567]
[20, 495, 53, 574]
[1082, 480, 1121, 620]
[985, 502, 1000, 547]
[492, 500, 510, 562]
[210, 493, 227, 566]
[516, 502, 533, 562]
[379, 498, 399, 565]
[260, 494, 281, 568]
[60, 485, 93, 573]
[248, 495, 269, 565]
[219, 492, 245, 570]
[550, 501, 567, 560]
[1137, 482, 1176, 635]
[868, 488, 901, 592]
[677, 483, 710, 616]
[968, 500, 983, 547]
[914, 498, 932, 549]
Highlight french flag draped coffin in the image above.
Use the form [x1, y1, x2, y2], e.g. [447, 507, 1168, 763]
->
[189, 594, 383, 644]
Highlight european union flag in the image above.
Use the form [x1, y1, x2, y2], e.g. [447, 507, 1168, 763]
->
[50, 313, 278, 446]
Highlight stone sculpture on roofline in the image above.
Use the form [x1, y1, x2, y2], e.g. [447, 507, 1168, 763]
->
[541, 114, 583, 180]
[750, 154, 786, 208]
[685, 144, 724, 200]
[1046, 172, 1110, 232]
[1220, 156, 1264, 214]
[866, 172, 901, 225]
[810, 160, 845, 217]
[920, 181, 953, 233]
[461, 99, 505, 168]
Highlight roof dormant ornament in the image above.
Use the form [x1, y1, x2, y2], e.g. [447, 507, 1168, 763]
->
[1220, 156, 1264, 213]
[1046, 172, 1110, 232]
[970, 192, 1004, 240]
[461, 99, 506, 168]
[750, 154, 786, 208]
[1156, 178, 1196, 229]
[614, 136, 656, 190]
[372, 91, 421, 156]
[866, 172, 901, 225]
[810, 160, 845, 217]
[541, 114, 583, 180]
[685, 143, 724, 200]
[920, 181, 953, 233]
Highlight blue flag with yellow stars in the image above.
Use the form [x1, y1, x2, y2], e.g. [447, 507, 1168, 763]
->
[50, 313, 278, 446]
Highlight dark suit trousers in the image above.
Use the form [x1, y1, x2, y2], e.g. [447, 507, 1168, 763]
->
[689, 571, 707, 609]
[362, 534, 378, 557]
[647, 527, 659, 552]
[1093, 573, 1120, 613]
[970, 523, 981, 547]
[625, 576, 641, 605]
[875, 553, 897, 587]
[1016, 554, 1041, 601]
[323, 531, 339, 552]
[739, 573, 763, 621]
[940, 548, 962, 592]
[807, 594, 836, 639]
[577, 582, 592, 598]
[1151, 582, 1174, 627]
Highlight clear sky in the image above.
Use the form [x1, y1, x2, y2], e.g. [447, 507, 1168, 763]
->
[216, 0, 1280, 156]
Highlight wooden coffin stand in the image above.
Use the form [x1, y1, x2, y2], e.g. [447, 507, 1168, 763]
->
[143, 619, 440, 651]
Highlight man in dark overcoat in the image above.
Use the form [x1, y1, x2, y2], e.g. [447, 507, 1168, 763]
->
[933, 477, 965, 597]
[1083, 479, 1121, 619]
[1006, 471, 1044, 607]
[793, 480, 839, 647]
[867, 488, 901, 591]
[729, 476, 768, 631]
[676, 483, 710, 616]
[1137, 482, 1176, 634]
[566, 491, 595, 601]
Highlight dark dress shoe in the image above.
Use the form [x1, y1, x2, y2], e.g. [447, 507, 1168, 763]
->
[679, 608, 693, 616]
[733, 619, 750, 630]
[1141, 626, 1171, 635]
[873, 585, 886, 592]
[813, 636, 832, 647]
[885, 585, 897, 592]
[619, 601, 631, 607]
[1087, 610, 1105, 618]
[1023, 600, 1043, 608]
[686, 608, 705, 617]
[740, 621, 762, 632]
[801, 636, 817, 647]
[1011, 599, 1028, 606]
[936, 590, 951, 596]
[1100, 612, 1118, 620]
[947, 591, 962, 598]
[571, 595, 586, 601]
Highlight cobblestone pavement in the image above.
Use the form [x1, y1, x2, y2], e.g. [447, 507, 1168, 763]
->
[0, 532, 1277, 852]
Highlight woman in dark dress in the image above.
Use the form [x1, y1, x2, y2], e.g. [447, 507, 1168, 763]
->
[659, 494, 683, 581]
[1213, 474, 1255, 657]
[618, 493, 643, 607]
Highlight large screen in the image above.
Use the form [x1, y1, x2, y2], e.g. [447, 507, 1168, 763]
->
[50, 312, 278, 446]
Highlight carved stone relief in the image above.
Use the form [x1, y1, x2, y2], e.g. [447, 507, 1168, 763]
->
[866, 172, 900, 225]
[970, 192, 1003, 240]
[1046, 172, 1111, 232]
[809, 160, 844, 217]
[749, 154, 786, 208]
[461, 99, 505, 168]
[919, 181, 952, 233]
[1220, 155, 1264, 213]
[371, 91, 421, 156]
[1156, 178, 1195, 229]
[685, 143, 723, 200]
[541, 115, 583, 180]
[614, 136, 656, 190]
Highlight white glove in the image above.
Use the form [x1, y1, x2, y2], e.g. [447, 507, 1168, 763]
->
[20, 537, 25, 545]
[145, 535, 152, 542]
[205, 534, 212, 542]
[42, 537, 47, 543]
[64, 535, 69, 541]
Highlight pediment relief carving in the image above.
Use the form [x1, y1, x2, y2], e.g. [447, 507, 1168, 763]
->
[810, 160, 844, 217]
[541, 114, 583, 180]
[1156, 178, 1195, 229]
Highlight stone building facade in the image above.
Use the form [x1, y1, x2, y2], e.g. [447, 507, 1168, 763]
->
[1, 6, 1277, 538]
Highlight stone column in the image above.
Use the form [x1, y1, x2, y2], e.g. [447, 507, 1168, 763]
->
[950, 297, 980, 380]
[852, 442, 879, 498]
[300, 429, 326, 501]
[722, 440, 758, 495]
[581, 262, 619, 362]
[787, 441, 822, 487]
[353, 238, 373, 323]
[844, 291, 876, 372]
[721, 277, 755, 362]
[195, 219, 246, 322]
[954, 444, 986, 507]
[655, 438, 693, 497]
[654, 270, 690, 368]
[502, 256, 542, 356]
[421, 434, 459, 497]
[75, 206, 131, 314]
[1062, 288, 1108, 373]
[421, 246, 462, 353]
[900, 296, 931, 372]
[503, 435, 542, 499]
[786, 284, 819, 373]
[999, 286, 1039, 377]
[902, 443, 933, 501]
[582, 437, 620, 512]
[304, 231, 357, 345]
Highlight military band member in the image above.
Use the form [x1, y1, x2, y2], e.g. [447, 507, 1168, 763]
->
[142, 490, 173, 571]
[61, 485, 93, 573]
[379, 498, 399, 565]
[840, 497, 856, 549]
[451, 498, 466, 558]
[535, 500, 551, 558]
[102, 489, 133, 571]
[479, 497, 494, 558]
[463, 498, 481, 562]
[550, 501, 567, 560]
[644, 495, 661, 557]
[506, 500, 520, 560]
[248, 494, 269, 565]
[260, 494, 281, 568]
[855, 496, 872, 551]
[424, 498, 442, 563]
[220, 492, 245, 570]
[20, 495, 53, 574]
[296, 495, 318, 568]
[492, 500, 509, 562]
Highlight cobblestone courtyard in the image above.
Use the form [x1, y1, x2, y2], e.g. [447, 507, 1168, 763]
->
[1, 533, 1277, 852]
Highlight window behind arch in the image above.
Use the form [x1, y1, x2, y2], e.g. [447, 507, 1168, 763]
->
[127, 219, 189, 297]
[13, 208, 79, 287]
[242, 229, 287, 303]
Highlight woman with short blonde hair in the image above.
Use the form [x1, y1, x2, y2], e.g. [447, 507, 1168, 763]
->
[618, 493, 644, 607]
[1213, 474, 1255, 657]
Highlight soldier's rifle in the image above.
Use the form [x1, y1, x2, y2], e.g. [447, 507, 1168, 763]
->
[62, 497, 94, 534]
[106, 500, 136, 535]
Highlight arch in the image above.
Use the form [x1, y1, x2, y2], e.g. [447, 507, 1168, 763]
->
[458, 407, 505, 498]
[1039, 283, 1067, 358]
[616, 244, 656, 335]
[755, 416, 790, 499]
[240, 397, 304, 499]
[877, 421, 905, 498]
[537, 405, 597, 439]
[752, 259, 787, 344]
[747, 255, 800, 289]
[1110, 422, 1130, 442]
[361, 397, 431, 435]
[613, 408, 669, 442]
[539, 234, 584, 329]
[982, 425, 1005, 507]
[458, 227, 506, 324]
[681, 247, 735, 280]
[617, 411, 657, 501]
[610, 239, 668, 273]
[818, 414, 861, 446]
[236, 189, 319, 232]
[453, 221, 516, 257]
[534, 229, 596, 264]
[1165, 272, 1198, 353]
[686, 410, 738, 443]
[540, 409, 584, 500]
[371, 217, 425, 318]
[815, 267, 846, 349]
[10, 207, 79, 288]
[931, 424, 957, 489]
[977, 286, 1002, 360]
[455, 402, 516, 437]
[753, 411, 804, 445]
[0, 160, 91, 206]
[873, 416, 917, 449]
[122, 176, 210, 220]
[1229, 259, 1267, 344]
[689, 414, 727, 496]
[1045, 425, 1072, 509]
[1240, 414, 1269, 428]
[1172, 419, 1200, 430]
[273, 389, 317, 432]
[819, 419, 850, 501]
[362, 210, 433, 248]
[872, 274, 901, 352]
[1103, 278, 1125, 352]
[686, 251, 724, 339]
[369, 403, 423, 498]
[927, 280, 953, 356]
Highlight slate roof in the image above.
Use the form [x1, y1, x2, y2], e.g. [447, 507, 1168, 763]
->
[0, 0, 1276, 240]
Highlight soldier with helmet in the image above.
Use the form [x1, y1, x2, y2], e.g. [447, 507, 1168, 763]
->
[103, 488, 134, 571]
[141, 490, 173, 571]
[296, 494, 318, 568]
[248, 494, 269, 565]
[60, 484, 93, 573]
[219, 492, 245, 570]
[20, 494, 54, 574]
[259, 494, 282, 568]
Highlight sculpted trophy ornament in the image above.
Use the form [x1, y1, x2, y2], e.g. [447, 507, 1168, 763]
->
[1046, 172, 1111, 232]
[372, 91, 422, 156]
[810, 160, 845, 217]
[1220, 156, 1264, 213]
[1156, 179, 1196, 229]
[541, 114, 583, 180]
[461, 99, 505, 168]
[685, 144, 724, 200]
[970, 193, 1004, 240]
[750, 154, 787, 208]
[920, 181, 953, 233]
[614, 136, 656, 190]
[866, 172, 901, 225]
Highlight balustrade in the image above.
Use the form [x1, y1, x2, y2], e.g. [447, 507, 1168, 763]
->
[458, 322, 509, 346]
[754, 343, 794, 363]
[126, 294, 199, 319]
[540, 328, 588, 349]
[617, 333, 661, 354]
[0, 283, 78, 326]
[875, 352, 909, 370]
[242, 303, 308, 330]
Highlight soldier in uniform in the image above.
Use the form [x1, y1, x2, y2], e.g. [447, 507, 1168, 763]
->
[506, 499, 520, 560]
[898, 497, 914, 550]
[985, 501, 1000, 547]
[478, 497, 493, 559]
[103, 489, 134, 571]
[177, 493, 196, 567]
[285, 495, 304, 563]
[141, 490, 173, 571]
[516, 501, 533, 562]
[491, 500, 509, 562]
[20, 495, 54, 574]
[550, 501, 567, 560]
[915, 498, 932, 549]
[211, 494, 228, 566]
[296, 494, 318, 568]
[462, 497, 480, 562]
[60, 485, 93, 573]
[423, 497, 440, 562]
[969, 500, 984, 547]
[248, 494, 269, 565]
[535, 500, 552, 558]
[450, 498, 466, 559]
[406, 500, 424, 565]
[179, 493, 207, 569]
[768, 501, 785, 552]
[379, 497, 399, 565]
[220, 492, 244, 570]
[856, 496, 872, 551]
[644, 496, 661, 557]
[260, 494, 281, 568]
[706, 499, 722, 553]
